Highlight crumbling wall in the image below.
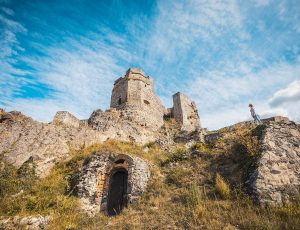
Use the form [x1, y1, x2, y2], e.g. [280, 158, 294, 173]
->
[247, 120, 300, 206]
[0, 68, 205, 180]
[88, 109, 157, 143]
[109, 68, 166, 130]
[52, 111, 80, 128]
[77, 153, 150, 216]
[172, 92, 201, 131]
[110, 77, 128, 109]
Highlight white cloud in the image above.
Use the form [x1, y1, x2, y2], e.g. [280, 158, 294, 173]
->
[269, 80, 300, 107]
[2, 30, 132, 121]
[254, 0, 271, 7]
[143, 0, 245, 66]
[200, 99, 290, 130]
[267, 80, 300, 123]
[0, 10, 29, 103]
[1, 1, 300, 129]
[188, 60, 300, 129]
[1, 7, 14, 16]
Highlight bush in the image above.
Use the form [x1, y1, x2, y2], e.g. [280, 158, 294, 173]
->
[162, 147, 188, 165]
[0, 157, 19, 197]
[190, 143, 212, 153]
[0, 156, 37, 198]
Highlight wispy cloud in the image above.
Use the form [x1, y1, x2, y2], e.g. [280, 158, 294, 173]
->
[269, 80, 300, 107]
[188, 60, 300, 129]
[267, 80, 300, 123]
[1, 0, 299, 129]
[4, 32, 132, 120]
[0, 8, 29, 106]
[144, 0, 245, 66]
[254, 0, 272, 7]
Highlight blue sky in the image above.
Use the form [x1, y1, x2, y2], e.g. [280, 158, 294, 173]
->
[1, 0, 300, 129]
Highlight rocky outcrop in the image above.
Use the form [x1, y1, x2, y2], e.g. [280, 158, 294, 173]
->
[247, 120, 300, 206]
[0, 110, 202, 178]
[77, 153, 150, 216]
[172, 92, 201, 132]
[0, 68, 205, 178]
[88, 108, 157, 143]
[52, 111, 80, 128]
[0, 111, 106, 177]
[0, 215, 51, 230]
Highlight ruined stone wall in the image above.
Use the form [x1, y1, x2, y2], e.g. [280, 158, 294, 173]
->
[172, 92, 201, 131]
[52, 111, 80, 128]
[77, 153, 150, 216]
[88, 109, 157, 143]
[110, 77, 128, 109]
[0, 68, 205, 180]
[247, 120, 300, 206]
[109, 68, 166, 130]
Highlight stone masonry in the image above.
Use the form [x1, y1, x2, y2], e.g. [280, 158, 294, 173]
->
[110, 68, 167, 130]
[53, 111, 80, 128]
[77, 152, 150, 216]
[247, 120, 300, 206]
[172, 92, 201, 131]
[88, 68, 202, 137]
[0, 68, 203, 178]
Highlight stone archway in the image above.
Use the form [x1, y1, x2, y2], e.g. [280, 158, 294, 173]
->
[77, 153, 150, 216]
[107, 169, 128, 216]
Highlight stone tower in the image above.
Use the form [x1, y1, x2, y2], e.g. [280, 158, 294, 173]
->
[173, 92, 201, 131]
[110, 68, 166, 129]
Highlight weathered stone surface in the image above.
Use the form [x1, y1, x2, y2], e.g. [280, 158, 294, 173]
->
[0, 215, 51, 230]
[205, 131, 223, 144]
[88, 108, 158, 143]
[0, 68, 204, 178]
[52, 111, 80, 128]
[247, 120, 300, 206]
[110, 68, 166, 130]
[172, 92, 201, 132]
[77, 152, 150, 216]
[0, 111, 107, 177]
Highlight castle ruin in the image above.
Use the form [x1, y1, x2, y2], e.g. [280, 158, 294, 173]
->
[1, 67, 300, 222]
[103, 68, 200, 130]
[110, 68, 166, 129]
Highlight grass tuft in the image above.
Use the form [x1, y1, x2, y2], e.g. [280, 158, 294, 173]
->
[215, 173, 231, 199]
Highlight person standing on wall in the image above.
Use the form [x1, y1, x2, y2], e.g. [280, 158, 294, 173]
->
[249, 104, 262, 124]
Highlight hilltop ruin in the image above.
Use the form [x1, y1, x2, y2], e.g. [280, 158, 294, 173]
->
[0, 68, 203, 175]
[0, 68, 299, 223]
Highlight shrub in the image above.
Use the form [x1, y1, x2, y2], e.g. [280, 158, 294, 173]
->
[190, 143, 212, 153]
[0, 157, 19, 197]
[162, 147, 187, 165]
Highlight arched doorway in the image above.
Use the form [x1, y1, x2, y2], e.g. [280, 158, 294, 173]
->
[107, 169, 128, 216]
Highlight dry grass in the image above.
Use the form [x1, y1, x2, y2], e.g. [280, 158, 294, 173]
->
[1, 129, 300, 229]
[215, 173, 231, 199]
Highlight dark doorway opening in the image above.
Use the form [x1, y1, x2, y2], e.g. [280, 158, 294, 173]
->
[107, 169, 128, 216]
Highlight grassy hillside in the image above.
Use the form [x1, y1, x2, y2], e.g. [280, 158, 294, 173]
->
[0, 124, 300, 229]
